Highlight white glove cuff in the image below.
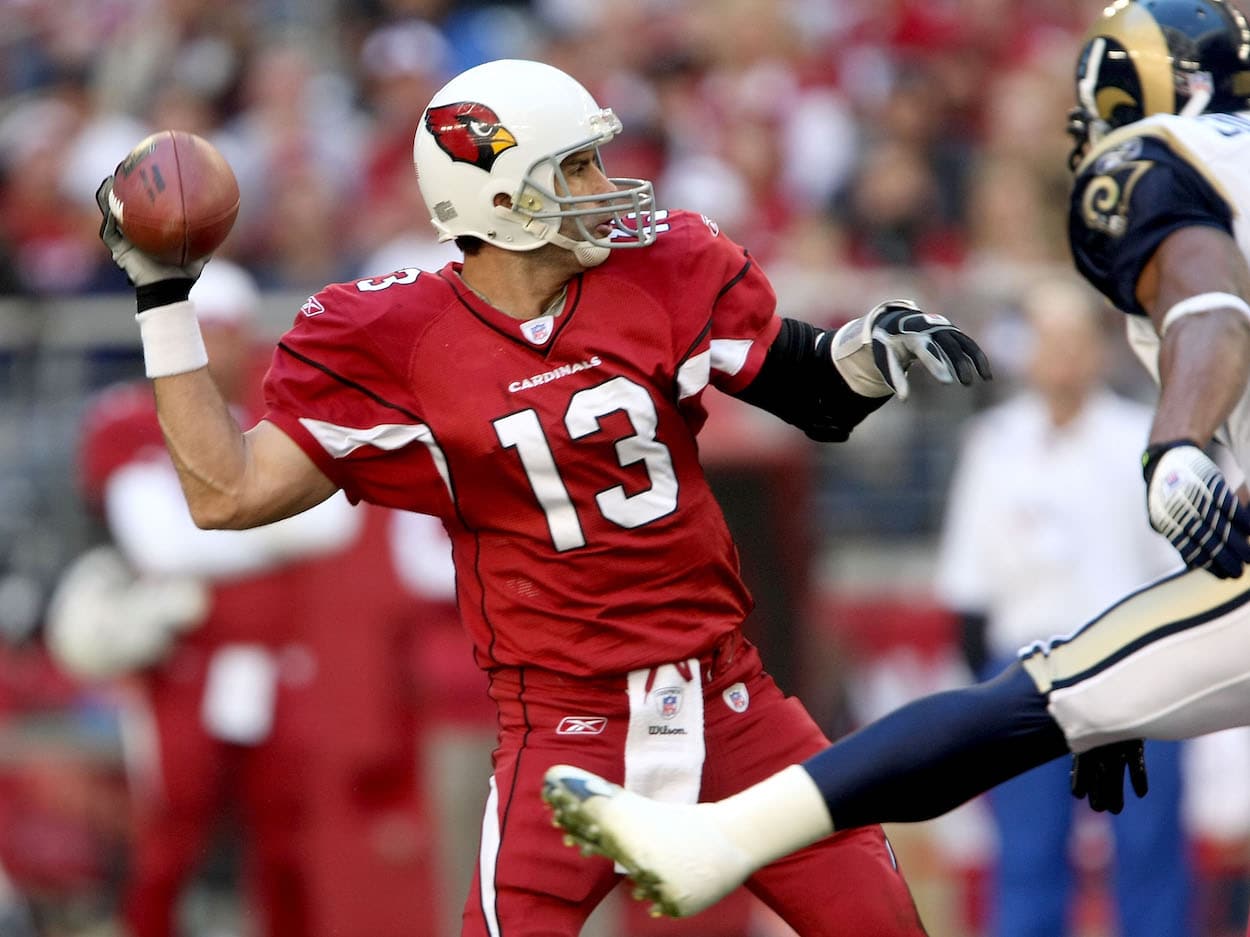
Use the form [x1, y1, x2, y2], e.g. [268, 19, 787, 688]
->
[136, 301, 209, 378]
[831, 316, 892, 397]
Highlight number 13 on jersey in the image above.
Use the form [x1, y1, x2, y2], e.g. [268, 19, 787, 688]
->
[493, 375, 678, 551]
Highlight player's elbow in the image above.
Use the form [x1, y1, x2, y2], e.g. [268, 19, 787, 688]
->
[185, 480, 320, 532]
[185, 492, 255, 531]
[186, 503, 238, 531]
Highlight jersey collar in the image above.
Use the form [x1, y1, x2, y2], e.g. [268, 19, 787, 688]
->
[439, 262, 583, 355]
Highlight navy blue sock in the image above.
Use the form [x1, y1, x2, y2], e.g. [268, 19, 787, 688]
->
[805, 662, 1069, 829]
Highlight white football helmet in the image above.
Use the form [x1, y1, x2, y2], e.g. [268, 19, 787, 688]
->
[414, 59, 656, 265]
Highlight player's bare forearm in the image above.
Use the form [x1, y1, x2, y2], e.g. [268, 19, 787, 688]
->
[153, 370, 337, 529]
[1142, 226, 1250, 445]
[1151, 309, 1250, 445]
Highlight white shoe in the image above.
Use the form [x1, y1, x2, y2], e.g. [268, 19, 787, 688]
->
[541, 764, 755, 918]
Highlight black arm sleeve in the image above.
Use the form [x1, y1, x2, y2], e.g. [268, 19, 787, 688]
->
[732, 318, 887, 442]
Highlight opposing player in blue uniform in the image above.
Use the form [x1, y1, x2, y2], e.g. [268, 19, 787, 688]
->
[543, 0, 1250, 920]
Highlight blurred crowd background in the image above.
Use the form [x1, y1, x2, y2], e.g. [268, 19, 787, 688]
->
[3, 1, 1250, 936]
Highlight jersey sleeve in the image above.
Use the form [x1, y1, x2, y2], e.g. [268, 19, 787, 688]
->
[262, 282, 449, 512]
[672, 214, 781, 394]
[1069, 131, 1234, 317]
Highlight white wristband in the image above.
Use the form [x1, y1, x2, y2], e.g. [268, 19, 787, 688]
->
[135, 301, 209, 378]
[1161, 292, 1250, 335]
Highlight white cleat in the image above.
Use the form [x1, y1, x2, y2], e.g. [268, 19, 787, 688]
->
[541, 764, 755, 918]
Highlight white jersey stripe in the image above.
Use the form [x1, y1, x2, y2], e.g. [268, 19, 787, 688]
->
[299, 417, 454, 499]
[709, 337, 752, 378]
[676, 349, 711, 400]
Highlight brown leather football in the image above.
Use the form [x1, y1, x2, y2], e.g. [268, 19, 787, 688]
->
[109, 130, 240, 266]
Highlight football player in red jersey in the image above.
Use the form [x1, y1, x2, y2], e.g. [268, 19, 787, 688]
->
[95, 59, 989, 936]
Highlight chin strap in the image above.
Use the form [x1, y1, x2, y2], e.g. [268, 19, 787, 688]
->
[547, 230, 610, 267]
[1179, 71, 1214, 117]
[520, 208, 611, 267]
[493, 204, 613, 267]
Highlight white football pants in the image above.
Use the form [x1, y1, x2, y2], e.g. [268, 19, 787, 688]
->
[1021, 564, 1250, 752]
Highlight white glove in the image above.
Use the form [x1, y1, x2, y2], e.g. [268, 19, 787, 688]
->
[832, 300, 992, 400]
[45, 546, 208, 680]
[96, 176, 207, 287]
[1144, 441, 1250, 579]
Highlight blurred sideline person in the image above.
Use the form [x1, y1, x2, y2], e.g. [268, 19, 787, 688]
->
[540, 0, 1250, 924]
[45, 261, 437, 937]
[935, 280, 1188, 937]
[94, 58, 991, 936]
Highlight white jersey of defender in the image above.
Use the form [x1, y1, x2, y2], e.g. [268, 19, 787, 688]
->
[1123, 110, 1250, 474]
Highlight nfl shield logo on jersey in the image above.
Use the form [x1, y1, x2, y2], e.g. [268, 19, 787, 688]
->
[520, 314, 554, 346]
[655, 686, 683, 720]
[723, 682, 749, 713]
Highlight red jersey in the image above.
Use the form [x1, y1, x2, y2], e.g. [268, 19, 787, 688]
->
[264, 210, 782, 676]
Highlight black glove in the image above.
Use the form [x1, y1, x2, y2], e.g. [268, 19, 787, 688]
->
[1070, 740, 1148, 814]
[870, 301, 993, 399]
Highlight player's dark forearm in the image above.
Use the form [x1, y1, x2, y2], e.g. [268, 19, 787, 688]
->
[1152, 308, 1250, 447]
[803, 663, 1068, 830]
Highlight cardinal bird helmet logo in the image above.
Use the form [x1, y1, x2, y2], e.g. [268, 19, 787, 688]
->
[424, 102, 518, 172]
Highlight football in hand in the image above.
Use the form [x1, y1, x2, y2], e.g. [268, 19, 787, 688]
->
[108, 130, 240, 266]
